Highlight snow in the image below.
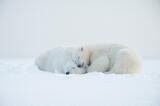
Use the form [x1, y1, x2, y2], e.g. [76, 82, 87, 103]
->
[0, 58, 160, 106]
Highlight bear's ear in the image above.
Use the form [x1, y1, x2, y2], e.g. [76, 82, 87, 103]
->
[80, 47, 84, 51]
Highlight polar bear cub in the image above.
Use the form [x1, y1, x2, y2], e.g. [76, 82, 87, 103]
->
[35, 47, 86, 74]
[71, 44, 143, 74]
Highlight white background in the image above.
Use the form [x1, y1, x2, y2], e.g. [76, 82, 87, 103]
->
[0, 0, 160, 58]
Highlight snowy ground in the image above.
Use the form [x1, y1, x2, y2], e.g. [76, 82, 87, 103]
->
[0, 58, 160, 106]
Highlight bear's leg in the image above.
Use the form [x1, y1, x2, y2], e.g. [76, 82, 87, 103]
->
[106, 48, 142, 74]
[87, 56, 110, 73]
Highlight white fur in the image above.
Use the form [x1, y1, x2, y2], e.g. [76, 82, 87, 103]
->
[73, 44, 143, 74]
[35, 48, 86, 74]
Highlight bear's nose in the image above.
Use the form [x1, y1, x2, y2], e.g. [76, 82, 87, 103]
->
[66, 72, 70, 75]
[77, 63, 84, 68]
[77, 64, 81, 67]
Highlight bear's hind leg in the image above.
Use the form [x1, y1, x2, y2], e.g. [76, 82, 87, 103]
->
[108, 48, 143, 74]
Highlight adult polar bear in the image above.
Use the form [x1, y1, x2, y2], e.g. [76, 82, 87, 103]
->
[71, 44, 143, 74]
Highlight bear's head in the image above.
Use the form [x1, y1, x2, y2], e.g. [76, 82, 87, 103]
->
[71, 46, 90, 69]
[64, 60, 87, 75]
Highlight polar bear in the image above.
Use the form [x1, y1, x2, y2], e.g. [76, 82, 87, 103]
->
[71, 44, 143, 74]
[35, 47, 86, 74]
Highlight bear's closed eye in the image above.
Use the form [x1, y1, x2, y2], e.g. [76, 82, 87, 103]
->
[80, 47, 83, 51]
[72, 67, 76, 69]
